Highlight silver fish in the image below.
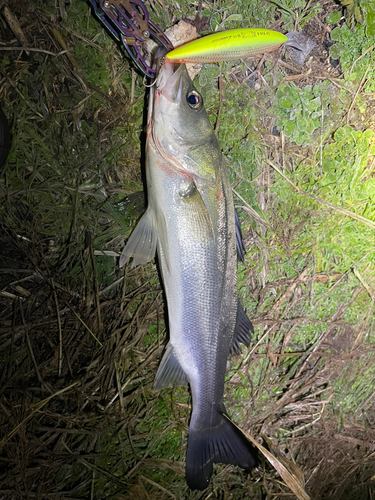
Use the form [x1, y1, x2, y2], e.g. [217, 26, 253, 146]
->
[120, 59, 255, 490]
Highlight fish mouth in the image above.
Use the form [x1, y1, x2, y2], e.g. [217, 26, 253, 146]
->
[155, 61, 184, 101]
[149, 61, 190, 177]
[146, 53, 182, 129]
[153, 43, 182, 95]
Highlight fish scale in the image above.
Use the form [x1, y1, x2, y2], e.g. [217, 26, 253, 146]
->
[120, 59, 255, 490]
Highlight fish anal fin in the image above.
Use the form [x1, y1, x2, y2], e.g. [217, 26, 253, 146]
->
[154, 343, 188, 391]
[186, 411, 257, 490]
[230, 301, 254, 356]
[119, 208, 157, 268]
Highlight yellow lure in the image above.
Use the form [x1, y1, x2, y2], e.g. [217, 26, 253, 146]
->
[165, 28, 288, 64]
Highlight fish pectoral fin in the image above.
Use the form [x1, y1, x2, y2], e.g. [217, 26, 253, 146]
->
[230, 301, 254, 356]
[235, 209, 246, 262]
[180, 181, 214, 241]
[154, 342, 188, 391]
[119, 208, 158, 268]
[186, 410, 257, 491]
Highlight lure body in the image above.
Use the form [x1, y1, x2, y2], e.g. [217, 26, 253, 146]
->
[165, 28, 287, 63]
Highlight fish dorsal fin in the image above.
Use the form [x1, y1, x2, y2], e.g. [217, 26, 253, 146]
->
[230, 301, 254, 356]
[235, 210, 246, 262]
[154, 342, 189, 391]
[119, 207, 158, 268]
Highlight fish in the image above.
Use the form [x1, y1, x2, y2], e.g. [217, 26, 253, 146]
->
[120, 56, 256, 490]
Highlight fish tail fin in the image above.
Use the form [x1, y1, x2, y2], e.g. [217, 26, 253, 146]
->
[185, 411, 257, 490]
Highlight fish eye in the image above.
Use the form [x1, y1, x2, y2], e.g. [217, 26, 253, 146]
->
[186, 90, 202, 110]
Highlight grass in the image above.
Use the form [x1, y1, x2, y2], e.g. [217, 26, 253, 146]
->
[1, 0, 375, 498]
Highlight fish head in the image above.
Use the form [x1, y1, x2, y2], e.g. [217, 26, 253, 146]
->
[149, 61, 221, 183]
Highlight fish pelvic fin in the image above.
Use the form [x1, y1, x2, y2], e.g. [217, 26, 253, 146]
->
[230, 301, 254, 356]
[186, 411, 257, 490]
[119, 208, 158, 268]
[154, 342, 188, 391]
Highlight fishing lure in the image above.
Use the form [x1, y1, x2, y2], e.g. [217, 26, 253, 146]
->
[165, 28, 288, 64]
